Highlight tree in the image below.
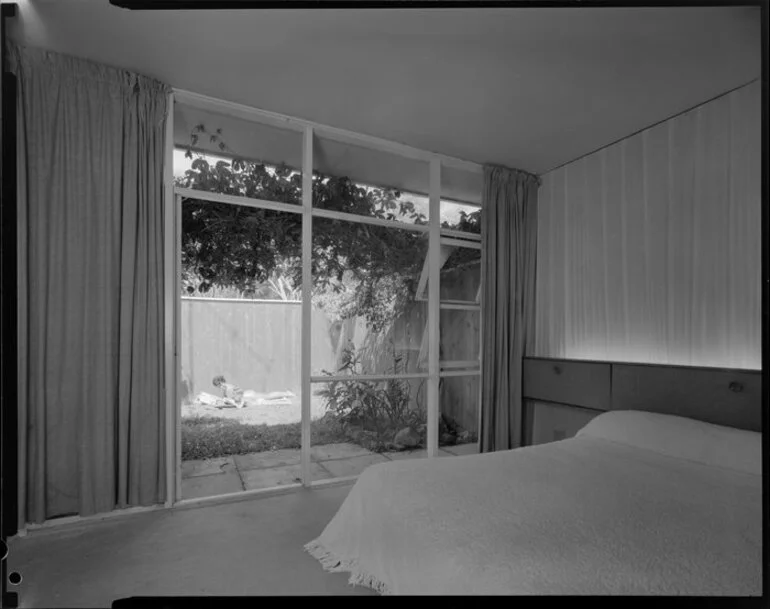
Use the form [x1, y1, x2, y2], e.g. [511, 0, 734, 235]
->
[176, 123, 480, 331]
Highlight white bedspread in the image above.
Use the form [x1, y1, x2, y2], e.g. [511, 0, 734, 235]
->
[305, 436, 762, 595]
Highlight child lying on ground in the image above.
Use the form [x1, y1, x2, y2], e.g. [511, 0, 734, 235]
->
[212, 375, 295, 408]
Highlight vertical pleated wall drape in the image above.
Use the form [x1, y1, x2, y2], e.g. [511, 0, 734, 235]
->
[480, 166, 540, 453]
[9, 43, 170, 522]
[534, 81, 761, 370]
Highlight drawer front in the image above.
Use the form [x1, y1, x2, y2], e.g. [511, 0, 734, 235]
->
[523, 358, 611, 411]
[526, 401, 603, 446]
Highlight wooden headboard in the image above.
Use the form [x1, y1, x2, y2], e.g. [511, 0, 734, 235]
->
[522, 357, 762, 433]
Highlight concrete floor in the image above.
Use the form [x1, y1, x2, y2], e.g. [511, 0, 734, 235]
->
[183, 441, 480, 499]
[8, 485, 371, 607]
[9, 443, 480, 607]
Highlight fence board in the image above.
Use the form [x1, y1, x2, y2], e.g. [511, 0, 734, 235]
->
[180, 299, 335, 400]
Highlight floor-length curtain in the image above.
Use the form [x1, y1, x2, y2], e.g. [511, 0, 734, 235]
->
[480, 166, 539, 453]
[9, 43, 170, 522]
[534, 81, 761, 370]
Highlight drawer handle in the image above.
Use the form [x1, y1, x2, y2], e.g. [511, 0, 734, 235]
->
[553, 366, 562, 376]
[728, 382, 743, 393]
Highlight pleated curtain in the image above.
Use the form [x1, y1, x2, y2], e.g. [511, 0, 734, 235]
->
[480, 166, 540, 453]
[9, 43, 170, 522]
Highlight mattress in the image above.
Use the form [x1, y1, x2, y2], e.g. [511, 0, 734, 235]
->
[305, 412, 762, 595]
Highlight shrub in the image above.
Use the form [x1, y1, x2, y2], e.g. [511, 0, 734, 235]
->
[315, 344, 425, 448]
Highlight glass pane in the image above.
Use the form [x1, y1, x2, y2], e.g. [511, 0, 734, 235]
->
[441, 162, 482, 206]
[440, 310, 480, 366]
[174, 102, 302, 206]
[180, 201, 306, 498]
[440, 246, 481, 301]
[438, 375, 480, 453]
[180, 197, 302, 298]
[313, 134, 430, 226]
[440, 200, 481, 235]
[312, 216, 428, 376]
[421, 245, 481, 303]
[441, 160, 482, 234]
[310, 378, 433, 481]
[437, 239, 480, 372]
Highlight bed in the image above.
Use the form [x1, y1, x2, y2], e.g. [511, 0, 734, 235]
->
[304, 360, 763, 596]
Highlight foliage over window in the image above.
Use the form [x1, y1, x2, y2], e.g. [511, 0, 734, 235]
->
[177, 124, 479, 331]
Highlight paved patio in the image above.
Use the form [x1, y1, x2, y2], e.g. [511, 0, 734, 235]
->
[182, 441, 480, 499]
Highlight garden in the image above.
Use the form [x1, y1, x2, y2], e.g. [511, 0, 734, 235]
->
[181, 372, 478, 461]
[177, 122, 479, 463]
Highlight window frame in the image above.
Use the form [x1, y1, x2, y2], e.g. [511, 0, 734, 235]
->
[167, 89, 483, 504]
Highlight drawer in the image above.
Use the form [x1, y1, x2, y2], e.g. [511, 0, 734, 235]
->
[523, 358, 611, 411]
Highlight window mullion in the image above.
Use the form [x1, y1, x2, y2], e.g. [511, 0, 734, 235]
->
[300, 127, 313, 486]
[427, 159, 441, 458]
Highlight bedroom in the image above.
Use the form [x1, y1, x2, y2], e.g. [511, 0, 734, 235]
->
[0, 0, 765, 605]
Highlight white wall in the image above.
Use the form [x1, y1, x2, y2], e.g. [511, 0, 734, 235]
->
[534, 81, 761, 370]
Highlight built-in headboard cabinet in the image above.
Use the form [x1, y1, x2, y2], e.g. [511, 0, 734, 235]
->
[522, 357, 762, 446]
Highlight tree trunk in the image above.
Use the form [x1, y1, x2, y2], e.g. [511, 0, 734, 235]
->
[333, 317, 357, 372]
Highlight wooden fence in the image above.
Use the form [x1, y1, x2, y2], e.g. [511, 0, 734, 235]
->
[180, 298, 336, 401]
[180, 263, 481, 432]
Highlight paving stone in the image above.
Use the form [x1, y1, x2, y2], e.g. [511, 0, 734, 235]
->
[181, 472, 243, 499]
[441, 443, 480, 456]
[319, 453, 390, 478]
[181, 457, 236, 479]
[382, 449, 453, 460]
[381, 449, 429, 461]
[234, 449, 300, 471]
[240, 462, 333, 490]
[310, 442, 374, 462]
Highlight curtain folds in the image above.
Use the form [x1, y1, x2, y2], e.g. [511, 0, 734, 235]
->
[9, 43, 170, 522]
[480, 166, 540, 453]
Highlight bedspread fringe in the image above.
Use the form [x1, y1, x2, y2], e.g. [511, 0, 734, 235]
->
[304, 539, 392, 595]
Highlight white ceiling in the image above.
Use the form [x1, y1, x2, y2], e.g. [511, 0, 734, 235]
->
[9, 1, 762, 174]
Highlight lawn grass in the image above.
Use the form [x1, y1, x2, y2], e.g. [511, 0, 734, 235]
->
[181, 414, 349, 461]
